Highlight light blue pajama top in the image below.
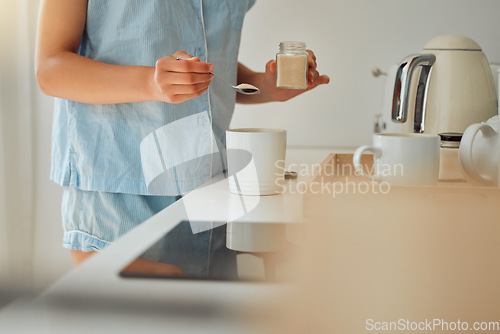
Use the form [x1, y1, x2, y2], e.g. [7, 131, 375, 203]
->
[50, 0, 256, 195]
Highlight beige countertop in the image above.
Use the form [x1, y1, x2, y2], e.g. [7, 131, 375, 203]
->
[2, 145, 498, 334]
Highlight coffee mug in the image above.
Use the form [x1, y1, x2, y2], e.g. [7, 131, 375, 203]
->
[459, 119, 499, 186]
[226, 128, 287, 196]
[226, 222, 286, 252]
[353, 133, 440, 186]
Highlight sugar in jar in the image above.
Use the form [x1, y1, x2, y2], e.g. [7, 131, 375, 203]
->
[276, 41, 308, 89]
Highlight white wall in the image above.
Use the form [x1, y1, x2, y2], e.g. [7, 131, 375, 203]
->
[29, 2, 72, 291]
[0, 0, 36, 298]
[232, 0, 500, 147]
[0, 0, 71, 298]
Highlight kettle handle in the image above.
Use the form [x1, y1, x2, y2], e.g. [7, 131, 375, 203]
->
[392, 54, 436, 133]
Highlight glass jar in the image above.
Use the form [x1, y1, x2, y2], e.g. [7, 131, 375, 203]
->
[276, 41, 308, 89]
[438, 132, 464, 181]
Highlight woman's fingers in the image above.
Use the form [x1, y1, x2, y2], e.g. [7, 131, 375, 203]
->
[168, 82, 212, 95]
[171, 50, 193, 61]
[306, 50, 319, 83]
[166, 85, 208, 103]
[153, 51, 215, 103]
[265, 59, 276, 73]
[156, 54, 214, 73]
[168, 87, 210, 104]
[308, 74, 330, 90]
[154, 79, 211, 103]
[156, 71, 213, 85]
[159, 87, 210, 104]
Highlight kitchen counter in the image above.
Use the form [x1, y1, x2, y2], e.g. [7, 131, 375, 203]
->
[4, 145, 498, 334]
[0, 146, 349, 334]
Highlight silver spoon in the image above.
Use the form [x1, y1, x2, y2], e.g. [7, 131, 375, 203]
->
[209, 72, 261, 95]
[176, 57, 261, 95]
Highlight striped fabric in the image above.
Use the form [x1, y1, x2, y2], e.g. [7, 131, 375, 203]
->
[55, 0, 255, 254]
[62, 187, 237, 278]
[50, 0, 256, 195]
[62, 187, 181, 252]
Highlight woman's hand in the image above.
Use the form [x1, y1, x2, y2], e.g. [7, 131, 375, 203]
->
[236, 50, 330, 104]
[152, 51, 214, 104]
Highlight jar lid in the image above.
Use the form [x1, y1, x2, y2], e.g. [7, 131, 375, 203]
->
[439, 132, 463, 142]
[279, 41, 306, 52]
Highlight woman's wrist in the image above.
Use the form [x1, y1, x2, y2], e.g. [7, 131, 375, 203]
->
[144, 65, 161, 102]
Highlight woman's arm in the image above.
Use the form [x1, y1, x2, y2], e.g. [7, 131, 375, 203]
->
[35, 0, 213, 104]
[235, 50, 330, 104]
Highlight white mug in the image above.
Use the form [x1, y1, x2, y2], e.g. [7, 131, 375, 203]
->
[226, 222, 286, 252]
[353, 133, 440, 186]
[226, 128, 286, 196]
[459, 119, 499, 186]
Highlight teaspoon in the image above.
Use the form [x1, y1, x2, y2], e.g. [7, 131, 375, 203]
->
[175, 57, 261, 95]
[209, 72, 261, 95]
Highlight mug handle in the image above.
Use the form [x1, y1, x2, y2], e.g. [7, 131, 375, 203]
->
[459, 123, 496, 184]
[353, 145, 381, 178]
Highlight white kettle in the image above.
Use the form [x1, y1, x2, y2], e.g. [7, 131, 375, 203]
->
[392, 35, 497, 134]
